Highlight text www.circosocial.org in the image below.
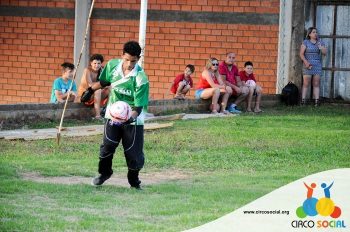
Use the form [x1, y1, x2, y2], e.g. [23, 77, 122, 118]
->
[243, 210, 290, 215]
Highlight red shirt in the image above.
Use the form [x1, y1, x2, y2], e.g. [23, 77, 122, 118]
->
[218, 61, 239, 85]
[239, 70, 256, 82]
[196, 72, 219, 89]
[170, 73, 193, 94]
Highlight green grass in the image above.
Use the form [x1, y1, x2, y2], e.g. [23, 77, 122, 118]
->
[1, 105, 350, 231]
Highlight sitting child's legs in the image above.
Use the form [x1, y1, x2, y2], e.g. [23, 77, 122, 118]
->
[234, 86, 249, 107]
[175, 82, 186, 99]
[181, 84, 191, 97]
[246, 86, 255, 112]
[254, 85, 263, 112]
[93, 89, 102, 118]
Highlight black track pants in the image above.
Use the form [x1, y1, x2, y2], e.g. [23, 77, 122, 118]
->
[98, 120, 145, 176]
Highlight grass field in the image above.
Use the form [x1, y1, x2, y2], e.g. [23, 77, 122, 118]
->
[1, 105, 350, 231]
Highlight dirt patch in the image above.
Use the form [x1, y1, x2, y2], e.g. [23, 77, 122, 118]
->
[21, 170, 191, 187]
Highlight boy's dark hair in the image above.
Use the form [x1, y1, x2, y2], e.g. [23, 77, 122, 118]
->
[123, 41, 142, 57]
[244, 61, 253, 67]
[90, 54, 104, 63]
[186, 64, 195, 73]
[61, 62, 75, 70]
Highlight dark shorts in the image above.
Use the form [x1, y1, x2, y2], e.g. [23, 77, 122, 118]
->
[84, 97, 108, 106]
[195, 89, 204, 99]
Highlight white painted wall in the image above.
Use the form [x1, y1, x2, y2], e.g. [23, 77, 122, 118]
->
[276, 0, 293, 93]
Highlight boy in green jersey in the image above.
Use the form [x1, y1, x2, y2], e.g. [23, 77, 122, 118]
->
[81, 41, 149, 189]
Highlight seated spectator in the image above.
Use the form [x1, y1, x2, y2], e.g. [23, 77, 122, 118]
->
[50, 62, 77, 103]
[239, 61, 263, 113]
[219, 52, 249, 114]
[195, 58, 232, 114]
[77, 54, 110, 120]
[170, 64, 195, 100]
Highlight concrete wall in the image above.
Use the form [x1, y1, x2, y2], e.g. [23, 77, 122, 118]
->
[0, 94, 281, 129]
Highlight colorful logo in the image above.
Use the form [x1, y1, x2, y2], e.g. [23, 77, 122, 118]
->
[296, 181, 341, 219]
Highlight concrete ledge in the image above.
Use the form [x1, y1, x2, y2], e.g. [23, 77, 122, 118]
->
[147, 98, 211, 115]
[0, 95, 281, 129]
[0, 102, 92, 126]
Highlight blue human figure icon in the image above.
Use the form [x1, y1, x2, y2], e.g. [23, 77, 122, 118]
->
[304, 182, 316, 198]
[321, 181, 334, 198]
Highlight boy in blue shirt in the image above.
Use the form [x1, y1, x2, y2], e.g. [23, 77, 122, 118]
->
[50, 62, 77, 103]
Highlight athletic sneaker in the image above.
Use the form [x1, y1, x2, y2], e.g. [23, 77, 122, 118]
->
[130, 185, 142, 190]
[91, 174, 112, 186]
[130, 180, 142, 190]
[228, 105, 242, 114]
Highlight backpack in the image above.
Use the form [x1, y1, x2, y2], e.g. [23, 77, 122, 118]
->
[281, 82, 299, 106]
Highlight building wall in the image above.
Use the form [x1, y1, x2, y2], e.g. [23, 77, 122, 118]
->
[0, 0, 280, 104]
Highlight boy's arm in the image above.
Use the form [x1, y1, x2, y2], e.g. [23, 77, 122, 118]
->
[54, 90, 65, 103]
[238, 72, 248, 86]
[90, 82, 103, 91]
[80, 82, 102, 103]
[170, 74, 181, 94]
[56, 88, 76, 102]
[70, 81, 78, 97]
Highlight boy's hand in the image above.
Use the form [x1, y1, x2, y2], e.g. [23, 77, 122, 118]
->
[123, 116, 136, 125]
[109, 116, 136, 126]
[68, 91, 77, 97]
[317, 41, 325, 50]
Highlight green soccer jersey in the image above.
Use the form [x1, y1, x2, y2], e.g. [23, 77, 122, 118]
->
[99, 59, 149, 125]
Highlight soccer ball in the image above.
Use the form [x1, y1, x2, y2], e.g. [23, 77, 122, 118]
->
[246, 80, 256, 87]
[109, 101, 132, 123]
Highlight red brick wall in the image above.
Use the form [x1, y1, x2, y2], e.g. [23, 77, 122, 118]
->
[0, 0, 279, 103]
[0, 0, 75, 103]
[94, 0, 279, 13]
[0, 0, 75, 8]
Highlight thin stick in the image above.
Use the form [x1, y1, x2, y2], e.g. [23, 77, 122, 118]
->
[57, 0, 95, 145]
